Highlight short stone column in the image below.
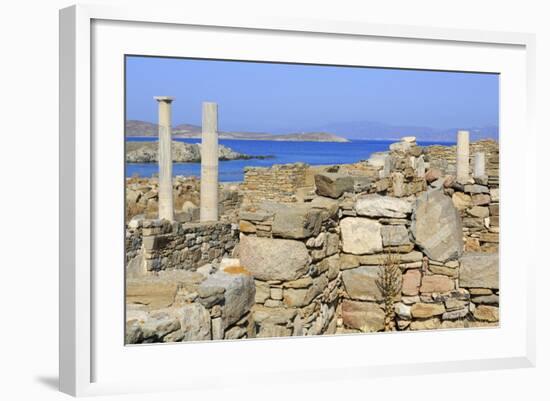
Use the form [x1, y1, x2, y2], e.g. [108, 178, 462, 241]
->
[473, 152, 486, 178]
[416, 155, 426, 178]
[154, 96, 175, 222]
[200, 102, 219, 222]
[456, 130, 470, 184]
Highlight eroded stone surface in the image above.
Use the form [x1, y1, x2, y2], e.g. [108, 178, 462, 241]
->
[239, 236, 310, 281]
[355, 194, 412, 218]
[459, 252, 499, 289]
[411, 191, 463, 262]
[340, 217, 382, 255]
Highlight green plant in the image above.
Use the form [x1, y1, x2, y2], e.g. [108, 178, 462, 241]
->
[376, 252, 402, 331]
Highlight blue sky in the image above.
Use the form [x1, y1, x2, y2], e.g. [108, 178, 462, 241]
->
[125, 56, 499, 136]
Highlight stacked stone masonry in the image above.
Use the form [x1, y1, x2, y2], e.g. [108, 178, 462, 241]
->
[125, 137, 499, 343]
[241, 163, 308, 205]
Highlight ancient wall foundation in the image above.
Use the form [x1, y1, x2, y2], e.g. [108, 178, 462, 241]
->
[125, 137, 500, 344]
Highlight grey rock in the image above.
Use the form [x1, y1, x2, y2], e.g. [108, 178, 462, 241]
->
[252, 305, 298, 325]
[464, 184, 490, 194]
[141, 312, 181, 341]
[342, 266, 384, 301]
[314, 173, 354, 198]
[271, 204, 323, 239]
[381, 225, 411, 247]
[199, 270, 255, 327]
[171, 303, 211, 341]
[125, 320, 143, 344]
[411, 190, 463, 262]
[283, 274, 328, 307]
[471, 294, 499, 304]
[239, 236, 310, 281]
[459, 252, 499, 289]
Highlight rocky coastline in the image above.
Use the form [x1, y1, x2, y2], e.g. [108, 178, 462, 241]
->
[126, 140, 272, 163]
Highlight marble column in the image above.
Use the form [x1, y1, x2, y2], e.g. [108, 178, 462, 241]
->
[456, 130, 470, 184]
[200, 102, 219, 222]
[154, 96, 175, 222]
[473, 152, 486, 178]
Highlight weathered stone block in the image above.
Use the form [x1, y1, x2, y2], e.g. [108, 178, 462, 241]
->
[402, 269, 422, 296]
[459, 252, 499, 289]
[342, 266, 384, 301]
[355, 194, 412, 218]
[381, 225, 411, 247]
[411, 191, 463, 262]
[340, 217, 382, 255]
[410, 317, 442, 331]
[420, 274, 455, 293]
[283, 274, 328, 307]
[341, 300, 385, 332]
[410, 303, 445, 318]
[198, 269, 255, 327]
[473, 305, 499, 322]
[271, 204, 323, 239]
[314, 173, 354, 198]
[452, 192, 472, 211]
[239, 236, 310, 281]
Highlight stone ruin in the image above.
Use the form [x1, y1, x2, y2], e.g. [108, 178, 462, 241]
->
[125, 101, 499, 343]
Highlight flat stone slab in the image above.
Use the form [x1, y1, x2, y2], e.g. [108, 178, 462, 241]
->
[355, 194, 412, 218]
[270, 203, 323, 239]
[459, 252, 499, 289]
[341, 300, 384, 332]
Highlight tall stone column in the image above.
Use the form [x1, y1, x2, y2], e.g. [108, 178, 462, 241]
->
[154, 96, 175, 222]
[456, 130, 470, 184]
[473, 152, 486, 178]
[200, 102, 219, 222]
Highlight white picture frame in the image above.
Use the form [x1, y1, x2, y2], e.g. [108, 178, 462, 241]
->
[59, 4, 536, 397]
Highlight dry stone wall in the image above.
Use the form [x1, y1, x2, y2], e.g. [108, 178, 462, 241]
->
[241, 163, 308, 205]
[126, 219, 238, 274]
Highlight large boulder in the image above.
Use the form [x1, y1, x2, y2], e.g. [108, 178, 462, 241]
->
[411, 191, 463, 262]
[271, 203, 323, 239]
[459, 252, 499, 289]
[340, 217, 383, 255]
[239, 236, 310, 281]
[355, 194, 412, 218]
[341, 300, 385, 332]
[314, 173, 354, 198]
[342, 266, 384, 301]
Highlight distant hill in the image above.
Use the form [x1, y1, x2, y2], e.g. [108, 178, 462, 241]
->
[125, 119, 497, 143]
[126, 120, 349, 142]
[125, 120, 158, 137]
[308, 121, 498, 142]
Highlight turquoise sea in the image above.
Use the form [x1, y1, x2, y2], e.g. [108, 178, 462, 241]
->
[125, 138, 452, 182]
